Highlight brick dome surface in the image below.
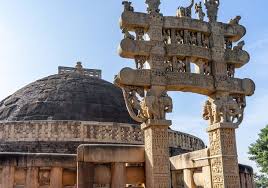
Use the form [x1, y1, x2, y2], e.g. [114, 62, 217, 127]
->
[0, 72, 135, 123]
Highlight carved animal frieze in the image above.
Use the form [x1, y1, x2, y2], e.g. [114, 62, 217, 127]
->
[203, 95, 246, 126]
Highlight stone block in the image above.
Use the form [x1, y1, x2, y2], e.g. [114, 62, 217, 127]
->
[77, 144, 144, 163]
[170, 148, 209, 170]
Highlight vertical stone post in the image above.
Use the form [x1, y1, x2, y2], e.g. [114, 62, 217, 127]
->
[77, 162, 95, 188]
[26, 167, 39, 188]
[141, 119, 171, 188]
[1, 166, 14, 188]
[183, 169, 196, 188]
[111, 163, 126, 188]
[208, 123, 241, 187]
[50, 167, 63, 188]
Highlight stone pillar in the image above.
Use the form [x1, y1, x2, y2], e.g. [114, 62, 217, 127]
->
[171, 171, 177, 188]
[1, 166, 14, 188]
[141, 119, 171, 188]
[208, 123, 241, 188]
[111, 163, 126, 188]
[26, 167, 39, 188]
[202, 166, 212, 188]
[50, 167, 63, 188]
[77, 162, 95, 188]
[183, 169, 196, 188]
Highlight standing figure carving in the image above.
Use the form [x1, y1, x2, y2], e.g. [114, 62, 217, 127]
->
[145, 0, 161, 13]
[177, 0, 194, 18]
[195, 2, 205, 21]
[204, 0, 220, 22]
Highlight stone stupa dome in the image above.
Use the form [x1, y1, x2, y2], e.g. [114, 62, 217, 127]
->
[0, 63, 134, 123]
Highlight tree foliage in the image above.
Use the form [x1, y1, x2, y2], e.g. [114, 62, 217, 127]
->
[249, 125, 268, 174]
[254, 174, 268, 188]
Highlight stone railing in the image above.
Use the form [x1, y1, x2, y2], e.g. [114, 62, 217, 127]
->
[239, 164, 255, 188]
[0, 121, 205, 152]
[170, 149, 256, 188]
[0, 152, 77, 188]
[77, 144, 145, 188]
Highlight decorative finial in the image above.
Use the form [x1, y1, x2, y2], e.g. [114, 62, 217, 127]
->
[75, 62, 84, 74]
[145, 0, 161, 14]
[204, 0, 220, 22]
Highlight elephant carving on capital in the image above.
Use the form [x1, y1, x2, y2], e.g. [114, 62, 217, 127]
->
[203, 95, 245, 126]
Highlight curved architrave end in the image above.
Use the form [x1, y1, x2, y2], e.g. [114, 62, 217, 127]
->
[121, 88, 145, 123]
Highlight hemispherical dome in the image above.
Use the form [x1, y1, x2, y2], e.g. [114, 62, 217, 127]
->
[0, 72, 135, 123]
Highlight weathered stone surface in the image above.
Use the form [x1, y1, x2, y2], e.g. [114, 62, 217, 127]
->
[115, 0, 255, 187]
[0, 72, 135, 124]
[77, 144, 145, 163]
[0, 120, 205, 153]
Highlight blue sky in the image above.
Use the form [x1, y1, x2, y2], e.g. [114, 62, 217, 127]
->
[0, 0, 267, 172]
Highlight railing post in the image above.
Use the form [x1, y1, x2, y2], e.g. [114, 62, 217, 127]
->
[183, 169, 196, 188]
[77, 162, 95, 188]
[26, 167, 39, 188]
[1, 166, 14, 188]
[111, 163, 126, 188]
[50, 167, 63, 188]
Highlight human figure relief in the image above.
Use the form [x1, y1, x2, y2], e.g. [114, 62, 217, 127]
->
[175, 30, 184, 44]
[122, 28, 135, 40]
[135, 56, 147, 69]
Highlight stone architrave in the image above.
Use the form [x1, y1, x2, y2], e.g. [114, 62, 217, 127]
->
[115, 0, 255, 187]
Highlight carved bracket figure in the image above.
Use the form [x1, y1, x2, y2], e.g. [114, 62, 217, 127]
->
[229, 16, 241, 25]
[233, 40, 245, 51]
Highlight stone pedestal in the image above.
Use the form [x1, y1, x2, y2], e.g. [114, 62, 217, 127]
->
[141, 119, 171, 188]
[207, 123, 241, 188]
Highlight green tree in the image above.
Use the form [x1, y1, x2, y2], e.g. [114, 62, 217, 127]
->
[249, 125, 268, 173]
[254, 174, 268, 188]
[249, 125, 268, 187]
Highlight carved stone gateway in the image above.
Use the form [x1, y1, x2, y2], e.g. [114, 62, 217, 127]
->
[114, 0, 255, 187]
